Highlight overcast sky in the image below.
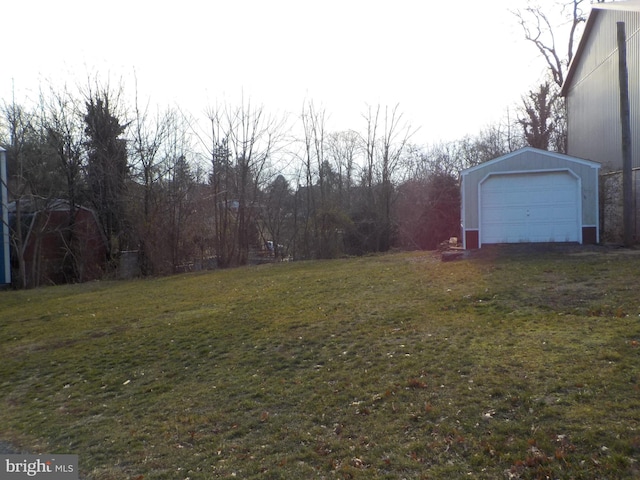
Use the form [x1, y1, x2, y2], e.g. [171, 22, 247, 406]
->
[2, 0, 591, 145]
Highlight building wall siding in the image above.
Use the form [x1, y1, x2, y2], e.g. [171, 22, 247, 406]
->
[566, 9, 640, 171]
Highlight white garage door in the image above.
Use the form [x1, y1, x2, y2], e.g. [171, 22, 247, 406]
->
[480, 171, 580, 245]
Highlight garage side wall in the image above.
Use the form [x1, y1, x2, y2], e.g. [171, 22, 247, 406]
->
[461, 149, 600, 248]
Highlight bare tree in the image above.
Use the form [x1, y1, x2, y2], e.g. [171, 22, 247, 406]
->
[514, 0, 588, 89]
[513, 1, 588, 153]
[228, 99, 282, 265]
[259, 173, 292, 259]
[41, 86, 88, 281]
[164, 151, 197, 273]
[326, 130, 359, 208]
[300, 100, 351, 258]
[1, 100, 34, 288]
[299, 100, 324, 257]
[201, 106, 234, 268]
[1, 89, 68, 288]
[362, 104, 380, 193]
[459, 119, 523, 166]
[129, 86, 174, 274]
[356, 104, 413, 252]
[203, 98, 284, 267]
[379, 104, 413, 224]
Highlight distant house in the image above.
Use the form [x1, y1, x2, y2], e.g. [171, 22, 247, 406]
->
[561, 0, 640, 242]
[0, 148, 9, 286]
[9, 198, 108, 287]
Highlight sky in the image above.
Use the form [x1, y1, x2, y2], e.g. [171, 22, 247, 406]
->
[1, 0, 592, 146]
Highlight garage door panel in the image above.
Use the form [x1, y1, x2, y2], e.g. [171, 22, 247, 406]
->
[480, 172, 580, 245]
[483, 206, 527, 222]
[529, 205, 575, 220]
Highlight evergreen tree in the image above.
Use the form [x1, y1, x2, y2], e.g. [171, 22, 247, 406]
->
[84, 94, 129, 262]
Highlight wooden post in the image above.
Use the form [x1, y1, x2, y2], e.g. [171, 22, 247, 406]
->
[617, 22, 634, 246]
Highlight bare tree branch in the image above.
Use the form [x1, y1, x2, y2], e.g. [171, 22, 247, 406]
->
[514, 1, 587, 89]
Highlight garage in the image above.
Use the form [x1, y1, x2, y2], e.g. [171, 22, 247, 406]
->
[460, 147, 600, 249]
[481, 171, 580, 244]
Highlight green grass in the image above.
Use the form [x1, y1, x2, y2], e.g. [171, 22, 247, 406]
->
[2, 249, 640, 479]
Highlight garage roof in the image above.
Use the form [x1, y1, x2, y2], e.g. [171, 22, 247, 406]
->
[461, 147, 600, 176]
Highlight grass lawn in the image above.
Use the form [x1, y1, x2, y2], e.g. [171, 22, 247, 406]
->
[1, 248, 640, 479]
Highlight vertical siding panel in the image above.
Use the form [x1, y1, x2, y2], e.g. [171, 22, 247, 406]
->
[567, 8, 640, 171]
[629, 11, 640, 169]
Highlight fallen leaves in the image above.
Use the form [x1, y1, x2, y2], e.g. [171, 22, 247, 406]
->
[406, 378, 428, 389]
